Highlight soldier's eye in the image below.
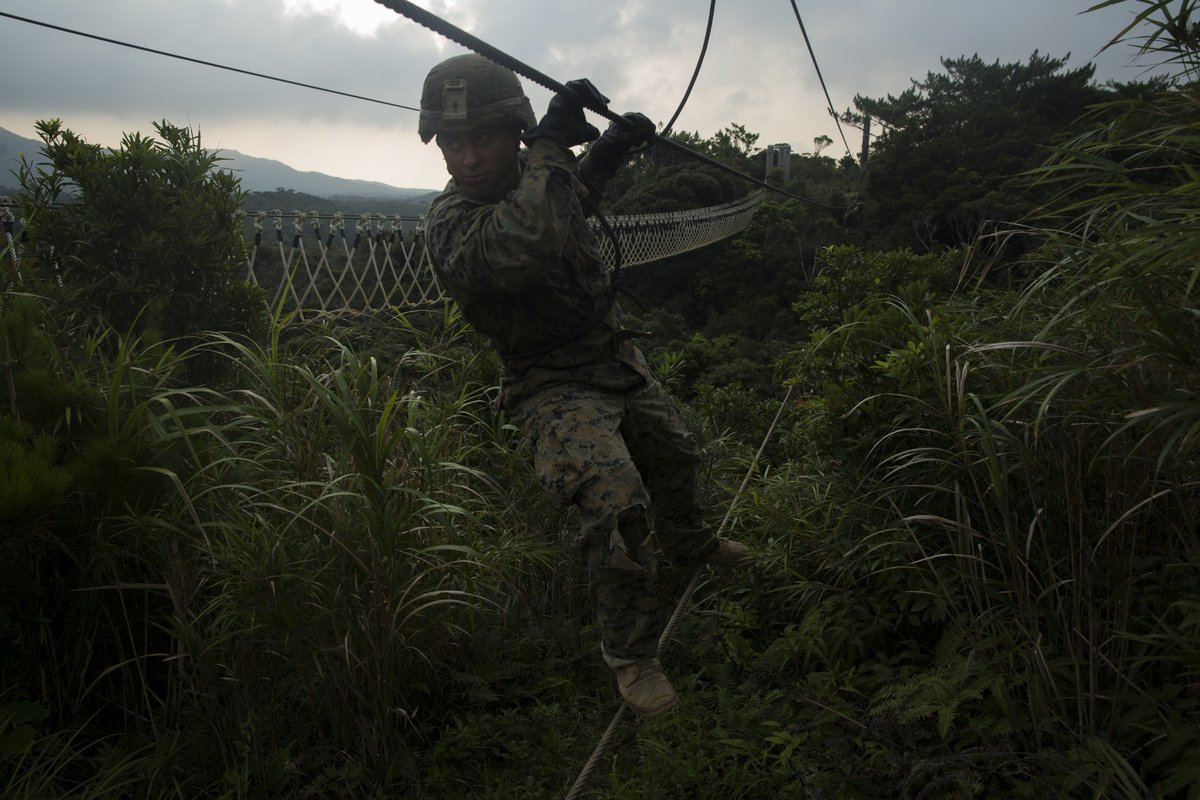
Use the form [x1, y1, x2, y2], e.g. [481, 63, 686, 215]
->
[438, 134, 465, 152]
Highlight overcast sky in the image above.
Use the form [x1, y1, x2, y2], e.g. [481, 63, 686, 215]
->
[0, 0, 1162, 191]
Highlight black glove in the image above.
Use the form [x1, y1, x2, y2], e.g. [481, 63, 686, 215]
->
[522, 78, 608, 149]
[587, 112, 657, 170]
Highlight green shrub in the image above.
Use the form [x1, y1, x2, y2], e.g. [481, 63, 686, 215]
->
[16, 119, 264, 350]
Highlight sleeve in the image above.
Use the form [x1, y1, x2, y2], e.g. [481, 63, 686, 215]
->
[576, 148, 621, 201]
[427, 139, 594, 297]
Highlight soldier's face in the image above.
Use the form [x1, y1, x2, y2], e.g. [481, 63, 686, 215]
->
[436, 126, 520, 200]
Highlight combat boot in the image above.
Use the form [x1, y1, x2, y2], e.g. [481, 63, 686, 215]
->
[704, 538, 753, 569]
[615, 657, 677, 716]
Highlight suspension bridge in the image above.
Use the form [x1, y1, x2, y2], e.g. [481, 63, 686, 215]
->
[2, 190, 765, 319]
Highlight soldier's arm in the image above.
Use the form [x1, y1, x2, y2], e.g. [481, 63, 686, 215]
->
[577, 112, 656, 207]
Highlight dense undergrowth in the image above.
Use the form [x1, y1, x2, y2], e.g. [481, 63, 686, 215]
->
[3, 2, 1200, 796]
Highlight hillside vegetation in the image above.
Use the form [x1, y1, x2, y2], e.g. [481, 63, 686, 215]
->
[2, 2, 1198, 797]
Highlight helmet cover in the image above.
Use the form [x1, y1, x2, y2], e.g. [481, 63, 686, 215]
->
[419, 54, 536, 143]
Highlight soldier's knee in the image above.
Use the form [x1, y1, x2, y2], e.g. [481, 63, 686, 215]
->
[582, 504, 656, 578]
[616, 504, 652, 555]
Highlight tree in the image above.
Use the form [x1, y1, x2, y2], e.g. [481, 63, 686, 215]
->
[17, 119, 264, 348]
[708, 122, 760, 165]
[604, 125, 753, 215]
[850, 52, 1110, 251]
[601, 122, 864, 398]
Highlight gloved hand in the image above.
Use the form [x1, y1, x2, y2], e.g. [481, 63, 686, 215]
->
[587, 112, 657, 170]
[522, 78, 608, 149]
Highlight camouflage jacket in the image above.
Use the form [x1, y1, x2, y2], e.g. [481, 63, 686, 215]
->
[425, 138, 650, 409]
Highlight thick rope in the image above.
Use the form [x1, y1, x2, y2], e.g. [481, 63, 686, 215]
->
[563, 383, 796, 800]
[371, 0, 847, 212]
[660, 0, 717, 137]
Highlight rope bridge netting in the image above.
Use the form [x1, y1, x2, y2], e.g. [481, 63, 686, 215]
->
[241, 190, 763, 319]
[2, 191, 763, 319]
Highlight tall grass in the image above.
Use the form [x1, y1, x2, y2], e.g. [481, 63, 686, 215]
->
[689, 7, 1200, 794]
[1, 297, 577, 795]
[735, 240, 1198, 794]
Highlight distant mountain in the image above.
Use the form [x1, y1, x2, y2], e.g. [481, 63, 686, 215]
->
[0, 126, 439, 201]
[241, 187, 440, 218]
[0, 128, 42, 192]
[217, 149, 439, 199]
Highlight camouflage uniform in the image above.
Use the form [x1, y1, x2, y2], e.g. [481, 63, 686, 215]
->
[425, 137, 717, 666]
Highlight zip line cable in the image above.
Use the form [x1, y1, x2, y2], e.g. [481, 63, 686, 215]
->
[0, 11, 420, 113]
[370, 0, 849, 212]
[660, 0, 717, 137]
[787, 0, 853, 158]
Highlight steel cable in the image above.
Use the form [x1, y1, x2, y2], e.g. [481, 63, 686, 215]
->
[371, 0, 848, 211]
[661, 0, 717, 137]
[0, 11, 420, 112]
[786, 0, 853, 158]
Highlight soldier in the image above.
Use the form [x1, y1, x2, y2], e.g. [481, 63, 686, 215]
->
[418, 53, 751, 716]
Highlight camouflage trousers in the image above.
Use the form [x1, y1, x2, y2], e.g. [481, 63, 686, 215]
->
[508, 369, 717, 667]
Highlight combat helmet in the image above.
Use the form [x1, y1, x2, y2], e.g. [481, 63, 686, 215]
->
[419, 54, 536, 143]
